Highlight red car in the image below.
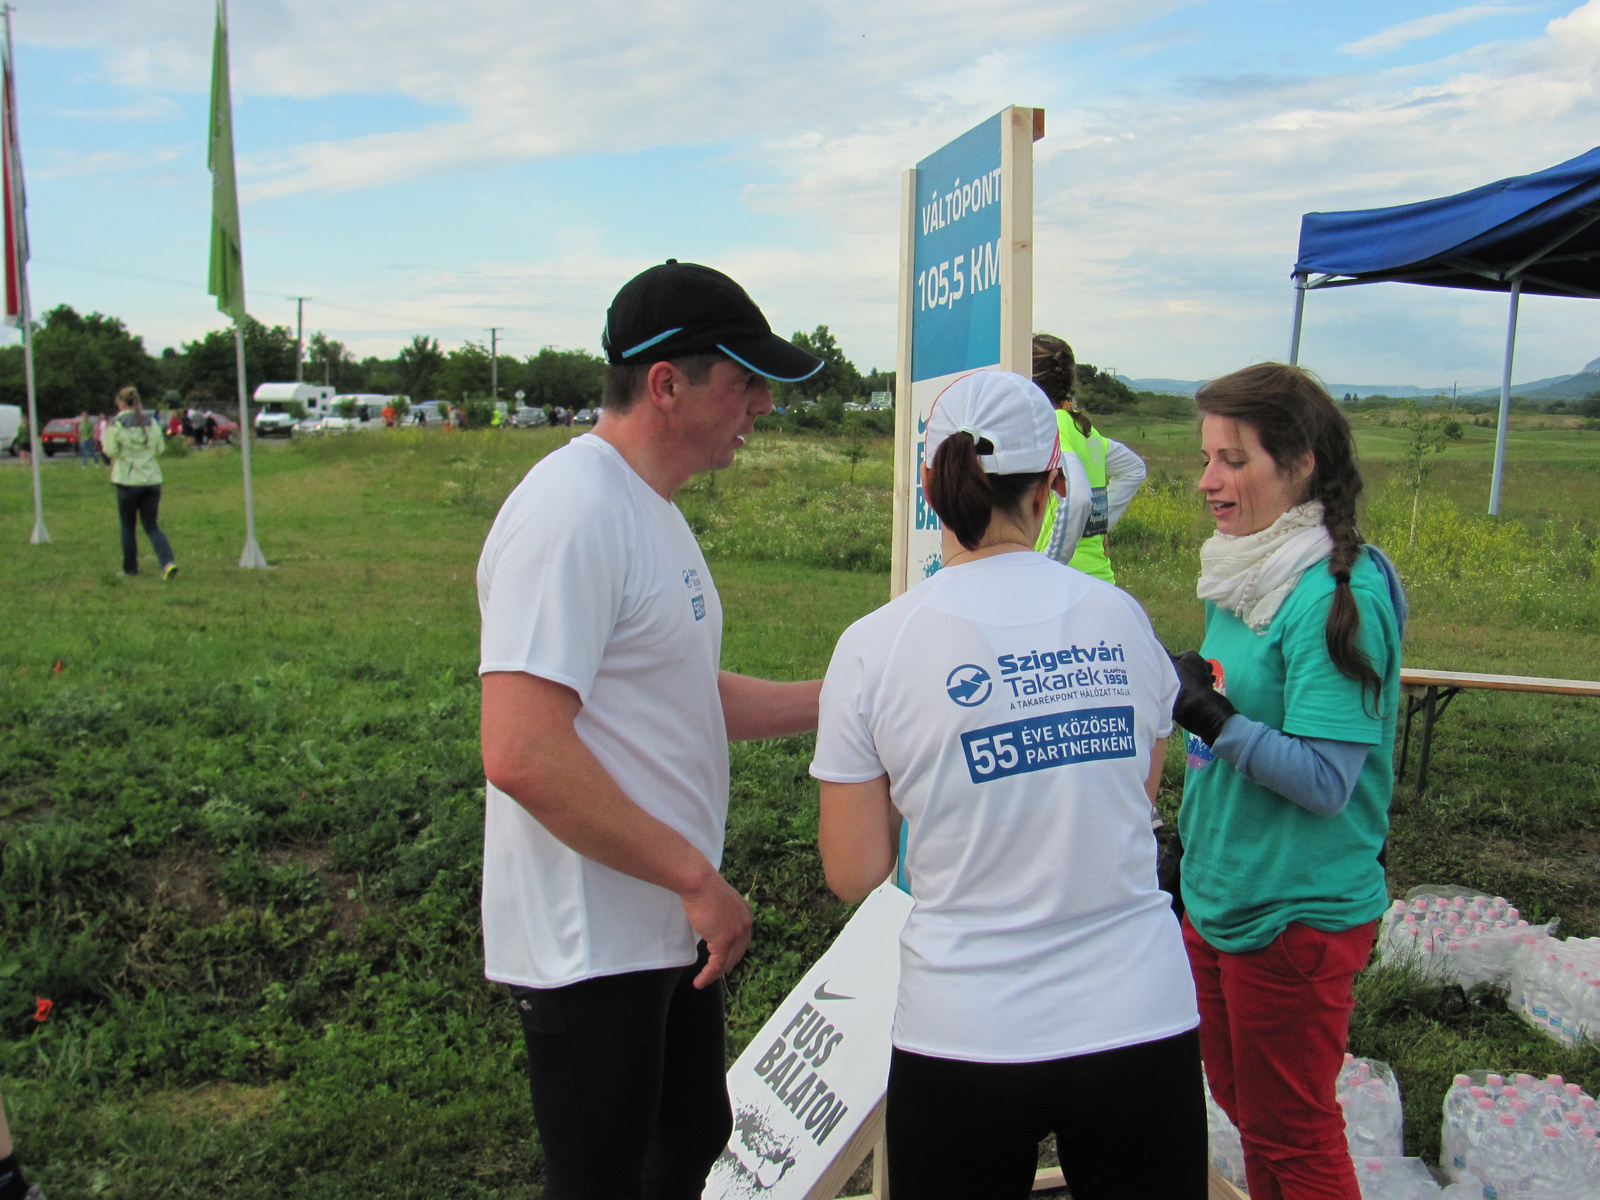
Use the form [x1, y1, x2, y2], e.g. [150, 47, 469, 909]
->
[186, 410, 238, 444]
[40, 418, 80, 456]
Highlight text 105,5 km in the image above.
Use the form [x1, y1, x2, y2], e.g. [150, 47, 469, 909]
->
[917, 236, 1003, 312]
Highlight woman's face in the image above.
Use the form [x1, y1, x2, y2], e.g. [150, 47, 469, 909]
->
[1198, 415, 1311, 537]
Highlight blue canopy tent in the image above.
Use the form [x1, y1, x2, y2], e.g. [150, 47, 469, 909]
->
[1290, 145, 1600, 514]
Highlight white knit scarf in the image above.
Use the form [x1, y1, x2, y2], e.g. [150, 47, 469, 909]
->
[1197, 501, 1333, 632]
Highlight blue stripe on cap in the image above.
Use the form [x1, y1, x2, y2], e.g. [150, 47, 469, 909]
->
[717, 344, 825, 383]
[621, 327, 684, 358]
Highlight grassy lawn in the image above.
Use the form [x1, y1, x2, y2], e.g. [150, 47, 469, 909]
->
[2, 410, 1599, 1194]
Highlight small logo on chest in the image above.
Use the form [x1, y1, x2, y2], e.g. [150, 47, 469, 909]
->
[684, 568, 706, 621]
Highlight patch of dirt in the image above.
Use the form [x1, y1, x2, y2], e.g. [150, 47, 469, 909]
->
[1469, 832, 1600, 931]
[130, 849, 227, 925]
[259, 845, 369, 941]
[142, 1081, 283, 1124]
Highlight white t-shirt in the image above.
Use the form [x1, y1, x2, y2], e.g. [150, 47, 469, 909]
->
[477, 434, 728, 988]
[811, 553, 1197, 1063]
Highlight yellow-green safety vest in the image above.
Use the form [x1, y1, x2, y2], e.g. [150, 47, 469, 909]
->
[1033, 408, 1115, 583]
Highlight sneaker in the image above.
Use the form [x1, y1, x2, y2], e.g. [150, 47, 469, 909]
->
[163, 563, 179, 581]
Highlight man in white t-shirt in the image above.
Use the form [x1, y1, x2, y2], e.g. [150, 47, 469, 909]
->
[478, 261, 826, 1200]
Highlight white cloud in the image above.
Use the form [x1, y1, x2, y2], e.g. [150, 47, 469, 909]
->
[1341, 4, 1536, 57]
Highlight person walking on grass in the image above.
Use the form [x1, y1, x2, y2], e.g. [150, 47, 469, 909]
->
[76, 411, 96, 467]
[1170, 363, 1405, 1200]
[102, 386, 178, 580]
[813, 370, 1206, 1200]
[477, 260, 826, 1200]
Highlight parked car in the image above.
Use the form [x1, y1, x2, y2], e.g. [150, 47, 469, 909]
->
[511, 406, 549, 428]
[189, 411, 238, 443]
[573, 408, 598, 425]
[0, 404, 19, 454]
[254, 403, 299, 438]
[41, 418, 81, 455]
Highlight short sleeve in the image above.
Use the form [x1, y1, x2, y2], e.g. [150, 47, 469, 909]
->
[478, 472, 631, 703]
[810, 625, 886, 784]
[1124, 592, 1178, 739]
[1280, 578, 1392, 746]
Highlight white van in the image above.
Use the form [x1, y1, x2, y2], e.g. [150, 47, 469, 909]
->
[0, 404, 21, 454]
[252, 383, 336, 437]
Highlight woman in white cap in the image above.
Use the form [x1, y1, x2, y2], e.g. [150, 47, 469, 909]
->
[811, 370, 1205, 1199]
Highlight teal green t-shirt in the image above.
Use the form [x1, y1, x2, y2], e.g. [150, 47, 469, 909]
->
[1179, 549, 1400, 953]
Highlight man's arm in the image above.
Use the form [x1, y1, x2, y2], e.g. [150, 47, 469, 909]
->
[817, 775, 899, 904]
[718, 671, 821, 741]
[481, 670, 751, 988]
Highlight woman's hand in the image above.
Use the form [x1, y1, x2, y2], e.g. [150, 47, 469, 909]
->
[1170, 651, 1237, 748]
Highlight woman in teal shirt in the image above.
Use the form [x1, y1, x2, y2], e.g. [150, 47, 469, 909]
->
[1170, 363, 1403, 1200]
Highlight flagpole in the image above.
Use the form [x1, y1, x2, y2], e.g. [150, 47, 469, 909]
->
[234, 322, 266, 567]
[2, 5, 45, 544]
[20, 265, 44, 543]
[209, 0, 266, 568]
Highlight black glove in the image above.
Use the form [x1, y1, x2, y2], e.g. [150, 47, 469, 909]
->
[1170, 650, 1237, 748]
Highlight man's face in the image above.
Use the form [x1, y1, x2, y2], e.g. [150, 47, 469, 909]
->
[676, 359, 773, 471]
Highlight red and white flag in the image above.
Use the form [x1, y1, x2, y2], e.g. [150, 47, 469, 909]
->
[1, 25, 28, 328]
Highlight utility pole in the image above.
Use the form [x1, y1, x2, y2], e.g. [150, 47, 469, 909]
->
[486, 327, 503, 399]
[291, 296, 310, 383]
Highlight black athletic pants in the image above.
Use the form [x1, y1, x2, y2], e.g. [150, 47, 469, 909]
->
[115, 484, 175, 575]
[885, 1028, 1209, 1200]
[509, 943, 732, 1200]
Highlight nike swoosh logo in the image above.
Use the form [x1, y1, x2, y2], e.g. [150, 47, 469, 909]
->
[813, 981, 854, 1001]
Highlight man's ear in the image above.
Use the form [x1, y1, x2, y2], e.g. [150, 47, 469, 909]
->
[644, 361, 681, 413]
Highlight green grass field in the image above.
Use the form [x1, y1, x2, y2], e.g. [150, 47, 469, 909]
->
[2, 413, 1599, 1195]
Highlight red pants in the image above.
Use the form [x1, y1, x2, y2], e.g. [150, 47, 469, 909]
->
[1182, 915, 1377, 1200]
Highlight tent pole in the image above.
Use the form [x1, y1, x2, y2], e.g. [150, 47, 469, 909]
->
[1488, 278, 1521, 517]
[1288, 272, 1307, 365]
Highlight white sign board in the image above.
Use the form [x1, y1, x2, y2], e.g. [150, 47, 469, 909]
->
[704, 882, 913, 1200]
[890, 106, 1041, 597]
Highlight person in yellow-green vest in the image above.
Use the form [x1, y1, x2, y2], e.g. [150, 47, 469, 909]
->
[1031, 334, 1148, 584]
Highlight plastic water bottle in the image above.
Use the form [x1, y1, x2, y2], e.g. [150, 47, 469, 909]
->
[1476, 1113, 1530, 1200]
[1441, 1076, 1478, 1179]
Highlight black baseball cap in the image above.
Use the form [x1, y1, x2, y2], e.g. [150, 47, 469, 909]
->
[602, 260, 825, 383]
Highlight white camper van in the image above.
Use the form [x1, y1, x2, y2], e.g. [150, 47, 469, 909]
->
[252, 383, 336, 437]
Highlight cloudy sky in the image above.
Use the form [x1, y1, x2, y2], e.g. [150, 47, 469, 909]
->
[13, 0, 1600, 387]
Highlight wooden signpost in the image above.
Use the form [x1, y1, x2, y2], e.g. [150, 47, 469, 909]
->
[890, 106, 1044, 598]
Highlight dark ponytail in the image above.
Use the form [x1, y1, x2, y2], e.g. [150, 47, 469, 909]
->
[1195, 363, 1379, 700]
[925, 431, 1048, 552]
[1032, 333, 1092, 437]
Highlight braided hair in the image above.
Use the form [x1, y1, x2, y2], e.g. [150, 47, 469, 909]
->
[1195, 363, 1378, 699]
[1031, 334, 1093, 437]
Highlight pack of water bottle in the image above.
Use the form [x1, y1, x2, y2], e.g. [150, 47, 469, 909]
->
[1207, 1057, 1427, 1195]
[1508, 935, 1600, 1046]
[1377, 889, 1552, 991]
[1440, 1071, 1600, 1198]
[1341, 1055, 1407, 1159]
[1205, 1075, 1248, 1190]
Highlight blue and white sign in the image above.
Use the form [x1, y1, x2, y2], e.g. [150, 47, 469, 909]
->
[912, 113, 1004, 384]
[895, 107, 1037, 592]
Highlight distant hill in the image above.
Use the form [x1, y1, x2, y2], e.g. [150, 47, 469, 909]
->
[1125, 353, 1600, 404]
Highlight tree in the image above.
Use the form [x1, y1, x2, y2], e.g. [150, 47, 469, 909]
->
[397, 335, 444, 400]
[1400, 398, 1451, 547]
[777, 325, 862, 408]
[519, 347, 604, 410]
[182, 317, 298, 409]
[438, 341, 493, 401]
[1577, 392, 1600, 418]
[0, 305, 160, 420]
[307, 332, 359, 390]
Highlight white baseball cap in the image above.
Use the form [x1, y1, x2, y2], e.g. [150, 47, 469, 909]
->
[923, 370, 1063, 475]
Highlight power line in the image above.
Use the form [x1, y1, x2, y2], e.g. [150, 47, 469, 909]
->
[30, 255, 494, 335]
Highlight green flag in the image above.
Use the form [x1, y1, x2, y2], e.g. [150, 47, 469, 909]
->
[207, 0, 245, 323]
